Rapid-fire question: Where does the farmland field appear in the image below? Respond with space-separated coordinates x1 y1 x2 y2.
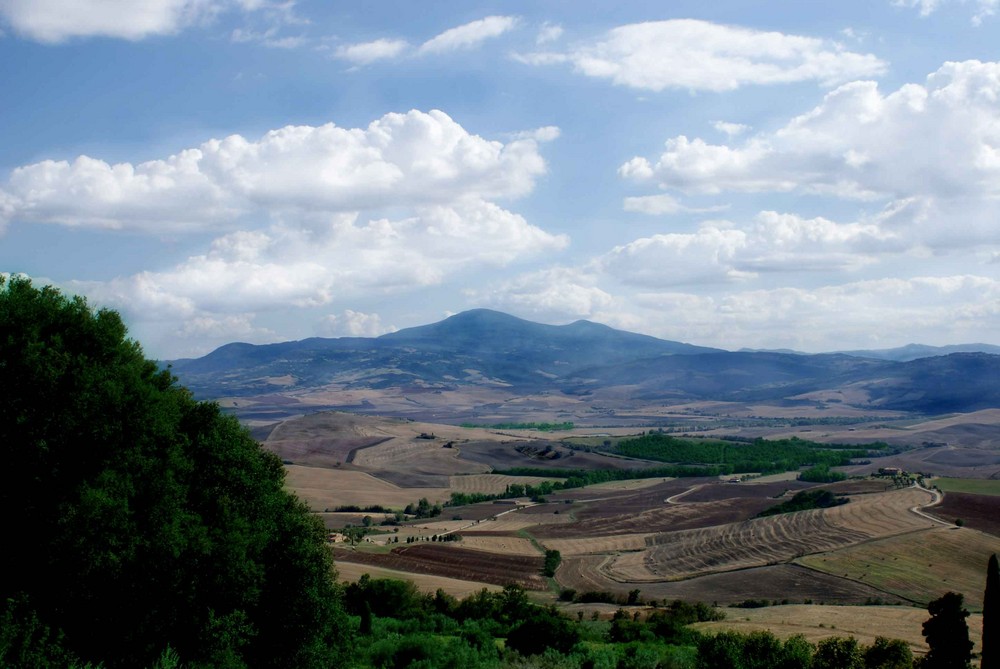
334 562 501 598
692 604 984 657
932 476 1000 496
263 409 1000 633
926 491 1000 536
797 525 1000 609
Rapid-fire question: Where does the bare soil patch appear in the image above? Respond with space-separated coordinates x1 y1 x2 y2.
556 560 895 605
927 491 1000 536
332 544 547 590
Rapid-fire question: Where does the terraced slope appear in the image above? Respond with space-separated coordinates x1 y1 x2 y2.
603 487 938 582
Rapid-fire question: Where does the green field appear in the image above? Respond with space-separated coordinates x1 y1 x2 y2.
932 477 1000 496
798 527 1000 610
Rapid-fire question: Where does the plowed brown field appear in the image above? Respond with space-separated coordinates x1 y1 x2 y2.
332 544 547 590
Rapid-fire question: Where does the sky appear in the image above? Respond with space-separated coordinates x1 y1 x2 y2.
2 1 1000 359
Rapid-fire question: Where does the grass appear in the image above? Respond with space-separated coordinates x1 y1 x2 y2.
932 477 1000 496
797 526 1000 610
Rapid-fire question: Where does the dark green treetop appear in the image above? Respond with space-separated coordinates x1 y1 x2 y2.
0 276 347 668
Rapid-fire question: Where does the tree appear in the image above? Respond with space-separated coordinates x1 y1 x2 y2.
813 636 863 669
0 277 348 668
921 592 973 669
864 636 913 669
984 554 999 669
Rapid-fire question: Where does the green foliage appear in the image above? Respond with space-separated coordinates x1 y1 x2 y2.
757 489 849 517
616 434 870 475
864 636 914 669
405 497 443 518
544 549 562 577
984 554 999 669
922 592 973 669
813 636 864 669
0 277 347 668
799 463 848 483
505 608 580 657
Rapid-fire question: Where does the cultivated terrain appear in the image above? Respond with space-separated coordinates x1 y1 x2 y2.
169 310 1000 656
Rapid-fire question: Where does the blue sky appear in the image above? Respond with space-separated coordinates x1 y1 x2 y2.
2 0 1000 359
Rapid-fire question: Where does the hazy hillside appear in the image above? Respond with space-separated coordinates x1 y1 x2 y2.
167 310 1000 414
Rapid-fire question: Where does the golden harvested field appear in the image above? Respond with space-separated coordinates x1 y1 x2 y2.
798 526 1000 609
542 533 655 557
603 487 939 582
456 535 541 556
334 562 501 598
449 473 564 494
284 465 450 509
692 604 983 656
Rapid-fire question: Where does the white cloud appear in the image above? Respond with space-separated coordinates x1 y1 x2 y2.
419 15 519 54
335 38 409 64
0 0 306 43
230 26 305 48
471 267 614 320
516 19 887 92
620 60 1000 250
624 275 1000 351
893 0 998 24
9 109 567 355
0 0 222 42
536 22 563 45
623 194 729 216
712 121 750 137
86 199 567 317
319 310 397 337
0 109 550 232
600 211 900 287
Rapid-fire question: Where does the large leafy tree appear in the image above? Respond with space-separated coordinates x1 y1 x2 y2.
0 276 347 668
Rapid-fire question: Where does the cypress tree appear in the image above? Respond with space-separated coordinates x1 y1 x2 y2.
985 554 999 669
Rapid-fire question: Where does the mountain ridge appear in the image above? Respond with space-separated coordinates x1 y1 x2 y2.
166 309 1000 415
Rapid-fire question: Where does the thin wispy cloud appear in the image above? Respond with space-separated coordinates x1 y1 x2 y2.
516 19 887 91
418 15 519 54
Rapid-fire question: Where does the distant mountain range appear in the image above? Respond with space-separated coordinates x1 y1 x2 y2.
167 309 1000 415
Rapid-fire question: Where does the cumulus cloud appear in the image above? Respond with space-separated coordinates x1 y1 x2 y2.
515 19 886 92
620 60 1000 250
470 267 614 319
0 0 209 42
318 310 397 337
10 110 567 354
419 15 519 54
624 274 1000 351
600 211 900 287
0 109 551 232
335 38 409 64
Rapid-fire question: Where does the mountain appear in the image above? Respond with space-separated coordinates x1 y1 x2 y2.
166 309 1000 415
836 343 1000 362
167 309 721 397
